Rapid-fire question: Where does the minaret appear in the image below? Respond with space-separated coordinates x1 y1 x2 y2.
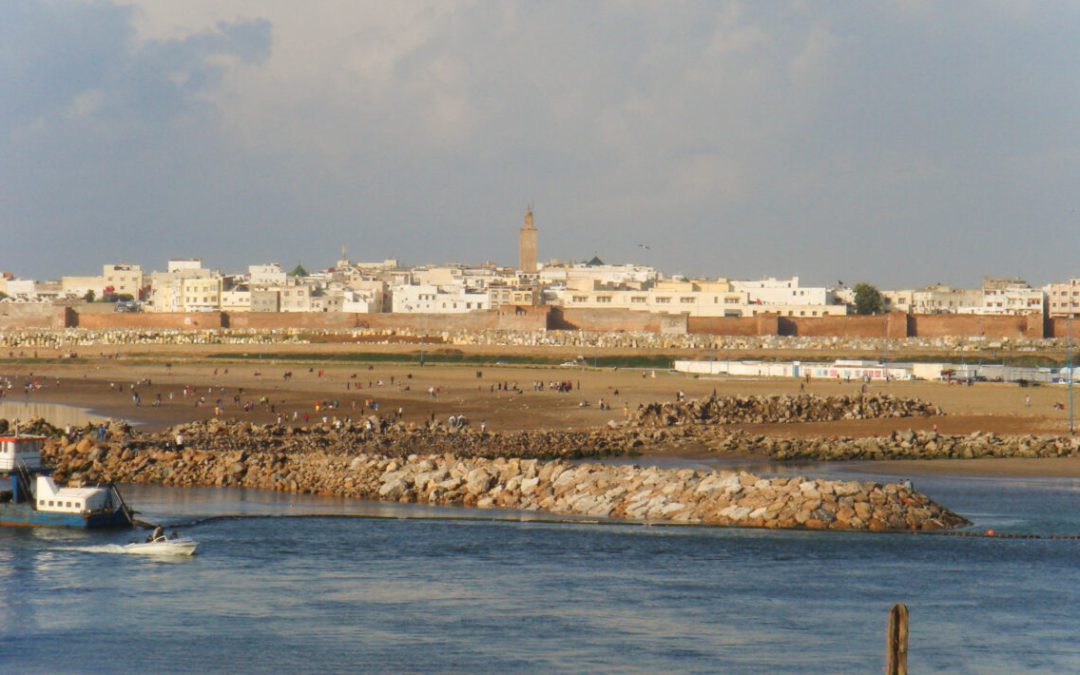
519 207 538 272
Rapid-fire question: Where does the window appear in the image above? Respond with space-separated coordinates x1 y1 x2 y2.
596 296 612 303
656 297 670 304
680 297 695 304
631 296 646 304
572 295 588 303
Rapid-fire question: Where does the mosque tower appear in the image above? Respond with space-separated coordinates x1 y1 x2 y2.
519 206 538 272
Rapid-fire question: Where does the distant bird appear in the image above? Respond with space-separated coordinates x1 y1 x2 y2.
638 244 651 251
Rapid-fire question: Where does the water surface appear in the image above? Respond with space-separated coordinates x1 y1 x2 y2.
2 470 1079 673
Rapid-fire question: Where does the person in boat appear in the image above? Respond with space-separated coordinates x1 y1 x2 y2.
147 526 164 542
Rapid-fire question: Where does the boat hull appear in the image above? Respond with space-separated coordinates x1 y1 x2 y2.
123 539 198 556
0 504 133 529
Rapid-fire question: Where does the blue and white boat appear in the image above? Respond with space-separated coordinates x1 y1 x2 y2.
0 433 133 529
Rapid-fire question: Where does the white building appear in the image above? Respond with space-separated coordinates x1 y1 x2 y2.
540 262 658 290
4 279 39 301
730 277 836 306
391 284 490 313
966 285 1045 316
549 279 847 318
248 264 287 287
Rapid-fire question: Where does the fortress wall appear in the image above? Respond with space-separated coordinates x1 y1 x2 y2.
0 304 70 329
75 312 225 330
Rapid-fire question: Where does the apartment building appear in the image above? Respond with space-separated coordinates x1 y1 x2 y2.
1046 279 1080 318
540 262 658 290
102 264 143 298
60 275 105 299
730 277 837 306
248 264 287 287
391 284 490 313
550 278 847 318
487 284 542 309
148 259 218 311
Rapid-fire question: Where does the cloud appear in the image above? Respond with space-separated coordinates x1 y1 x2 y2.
3 1 1080 288
1 1 271 276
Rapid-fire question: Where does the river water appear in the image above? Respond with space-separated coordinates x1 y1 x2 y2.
2 468 1080 673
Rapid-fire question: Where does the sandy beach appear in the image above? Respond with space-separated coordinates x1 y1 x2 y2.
2 344 1077 476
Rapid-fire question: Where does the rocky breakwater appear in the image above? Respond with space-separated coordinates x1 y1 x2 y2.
145 418 635 460
728 429 1080 461
632 393 943 427
39 436 968 532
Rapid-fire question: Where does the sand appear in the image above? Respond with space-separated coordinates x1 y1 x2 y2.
2 344 1077 477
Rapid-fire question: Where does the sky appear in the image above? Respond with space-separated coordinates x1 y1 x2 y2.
3 1 1079 288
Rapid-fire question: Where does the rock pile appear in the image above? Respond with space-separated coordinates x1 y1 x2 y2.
148 418 631 460
631 394 942 427
729 429 1080 461
39 436 968 531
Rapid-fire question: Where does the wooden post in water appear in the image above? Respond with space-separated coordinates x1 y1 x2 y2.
886 603 909 675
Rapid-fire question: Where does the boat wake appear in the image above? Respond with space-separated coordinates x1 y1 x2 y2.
63 544 129 554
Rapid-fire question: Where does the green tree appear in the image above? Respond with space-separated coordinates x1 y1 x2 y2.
83 289 96 303
852 283 884 315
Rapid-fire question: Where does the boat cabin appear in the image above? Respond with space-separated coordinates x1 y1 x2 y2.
35 475 112 514
0 435 46 472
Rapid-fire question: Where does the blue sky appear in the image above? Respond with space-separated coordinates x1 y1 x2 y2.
3 1 1078 287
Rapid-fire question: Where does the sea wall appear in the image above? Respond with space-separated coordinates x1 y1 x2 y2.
40 435 967 532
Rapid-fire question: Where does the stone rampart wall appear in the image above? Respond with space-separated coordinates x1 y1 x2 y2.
0 304 70 329
0 303 1056 338
75 312 225 330
910 314 1043 339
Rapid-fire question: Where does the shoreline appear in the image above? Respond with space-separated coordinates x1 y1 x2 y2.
3 355 1078 479
11 398 1080 480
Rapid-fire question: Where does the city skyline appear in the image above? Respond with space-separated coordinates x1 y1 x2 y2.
4 2 1080 285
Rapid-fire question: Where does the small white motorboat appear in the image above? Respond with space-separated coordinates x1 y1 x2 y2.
123 536 198 556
